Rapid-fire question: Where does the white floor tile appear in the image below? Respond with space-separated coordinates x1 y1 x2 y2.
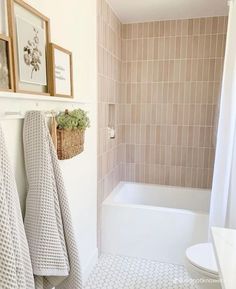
85 254 196 289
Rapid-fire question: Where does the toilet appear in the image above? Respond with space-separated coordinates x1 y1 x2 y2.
185 243 221 289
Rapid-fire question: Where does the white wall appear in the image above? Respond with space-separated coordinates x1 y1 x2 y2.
0 0 98 283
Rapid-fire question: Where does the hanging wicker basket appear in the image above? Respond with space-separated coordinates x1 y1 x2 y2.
56 128 85 160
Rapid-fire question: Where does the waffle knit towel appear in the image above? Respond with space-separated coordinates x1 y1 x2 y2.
0 125 35 289
23 111 82 289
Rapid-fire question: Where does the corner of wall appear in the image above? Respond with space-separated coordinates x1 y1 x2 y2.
82 247 99 284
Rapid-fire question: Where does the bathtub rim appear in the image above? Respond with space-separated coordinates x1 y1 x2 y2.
103 181 210 216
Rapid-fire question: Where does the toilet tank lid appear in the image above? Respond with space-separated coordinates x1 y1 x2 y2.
186 243 219 274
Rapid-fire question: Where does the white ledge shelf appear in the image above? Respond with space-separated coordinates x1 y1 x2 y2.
0 91 90 104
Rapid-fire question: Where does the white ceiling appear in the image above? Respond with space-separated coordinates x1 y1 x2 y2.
107 0 229 24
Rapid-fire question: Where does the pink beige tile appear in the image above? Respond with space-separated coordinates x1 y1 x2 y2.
99 11 227 225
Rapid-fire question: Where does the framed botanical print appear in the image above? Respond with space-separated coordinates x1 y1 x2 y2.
0 34 14 91
7 0 51 95
49 43 73 98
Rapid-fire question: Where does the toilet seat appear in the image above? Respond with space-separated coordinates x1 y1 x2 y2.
186 243 219 276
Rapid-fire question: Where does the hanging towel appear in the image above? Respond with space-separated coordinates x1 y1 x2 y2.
23 111 82 289
0 125 35 289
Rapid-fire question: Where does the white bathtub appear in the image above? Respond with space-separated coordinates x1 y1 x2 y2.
101 182 210 265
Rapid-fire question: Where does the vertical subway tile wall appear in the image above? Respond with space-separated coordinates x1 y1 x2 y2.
120 17 227 188
97 0 122 245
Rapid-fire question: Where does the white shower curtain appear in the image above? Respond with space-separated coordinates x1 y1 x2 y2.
209 0 236 230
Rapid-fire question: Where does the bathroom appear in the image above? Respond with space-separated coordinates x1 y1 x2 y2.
0 0 236 288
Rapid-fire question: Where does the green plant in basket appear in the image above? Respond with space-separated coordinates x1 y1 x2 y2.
56 109 90 131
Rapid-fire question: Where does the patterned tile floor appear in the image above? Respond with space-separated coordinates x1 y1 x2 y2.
85 254 196 289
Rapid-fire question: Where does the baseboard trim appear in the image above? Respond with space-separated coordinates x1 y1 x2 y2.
82 248 98 284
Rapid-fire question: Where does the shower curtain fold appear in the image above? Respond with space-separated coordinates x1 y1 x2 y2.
23 111 82 289
0 125 35 289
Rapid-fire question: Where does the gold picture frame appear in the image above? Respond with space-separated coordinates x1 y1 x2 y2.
0 34 14 91
49 43 73 98
7 0 51 95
